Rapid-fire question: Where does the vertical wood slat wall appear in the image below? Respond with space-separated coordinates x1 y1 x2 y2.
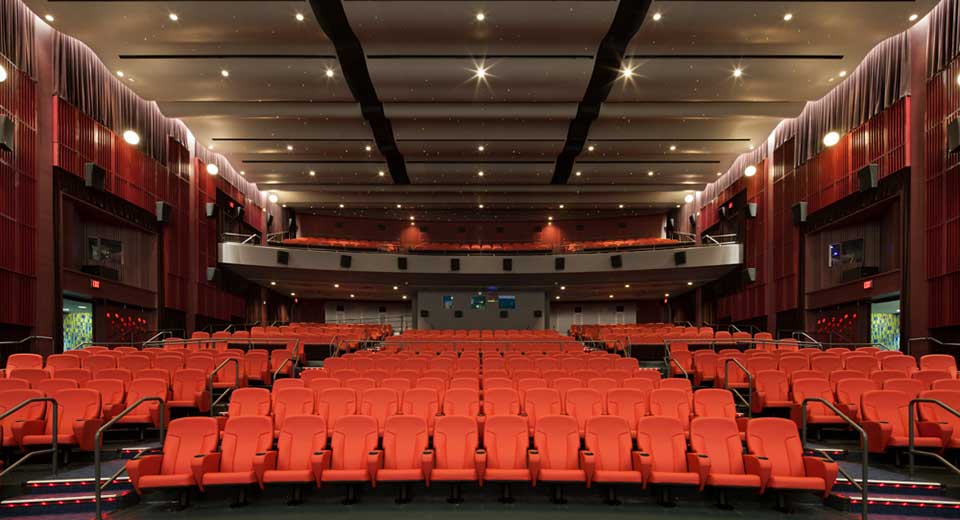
196 158 244 322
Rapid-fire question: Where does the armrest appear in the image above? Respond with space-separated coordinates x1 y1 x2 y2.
310 451 329 487
527 449 541 486
862 420 893 454
149 403 168 430
687 453 711 491
103 402 126 420
743 455 772 494
803 456 839 497
366 450 383 487
74 418 104 451
918 421 954 449
196 390 211 414
216 415 228 432
580 450 596 488
126 454 163 494
421 449 434 486
190 453 221 491
637 452 652 489
12 419 45 448
475 449 487 486
752 391 766 414
252 450 277 489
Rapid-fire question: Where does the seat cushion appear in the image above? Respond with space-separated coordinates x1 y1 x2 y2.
647 471 700 486
377 469 424 482
484 468 531 481
807 415 847 425
322 469 370 482
139 473 195 489
22 434 77 446
888 435 942 448
431 468 477 482
539 469 586 482
767 475 825 491
118 414 152 424
593 470 642 483
202 471 257 486
263 469 313 484
706 473 762 488
168 400 198 408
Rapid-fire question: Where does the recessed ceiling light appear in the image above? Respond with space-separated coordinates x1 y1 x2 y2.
378 170 385 177
619 65 635 79
268 193 279 204
478 204 484 209
664 293 670 298
240 170 246 176
684 194 694 204
309 170 316 176
286 144 293 151
744 165 757 177
652 12 662 21
560 286 566 290
402 295 408 300
409 215 415 221
334 283 340 288
647 171 654 177
44 14 54 22
587 145 595 152
733 67 743 78
392 286 399 291
220 69 230 78
122 130 140 145
396 204 402 209
956 73 960 86
609 294 615 299
838 70 847 77
555 295 560 300
909 13 919 21
474 65 488 80
290 292 296 297
350 294 355 299
669 145 677 151
783 13 793 21
548 216 553 221
476 12 486 22
116 71 124 78
206 163 219 176
823 131 841 147
618 204 624 209
477 145 485 152
325 68 335 78
559 204 565 209
365 145 372 152
575 171 582 177
168 13 179 22
717 171 723 177
295 13 305 22
624 284 630 288
281 204 286 208
339 203 345 209
0 65 7 83
687 281 694 286
270 281 276 286
477 171 484 177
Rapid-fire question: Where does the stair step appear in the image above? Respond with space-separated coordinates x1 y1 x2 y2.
25 476 132 494
829 492 960 517
834 477 945 495
1 490 137 514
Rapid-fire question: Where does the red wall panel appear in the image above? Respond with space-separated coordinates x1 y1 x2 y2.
196 158 243 321
161 139 190 312
773 139 800 312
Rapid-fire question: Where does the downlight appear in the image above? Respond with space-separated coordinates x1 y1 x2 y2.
823 131 841 147
206 163 219 176
744 165 757 177
122 130 140 145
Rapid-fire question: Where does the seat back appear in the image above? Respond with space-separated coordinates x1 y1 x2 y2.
792 378 837 417
835 378 878 416
533 415 581 471
382 415 430 470
483 416 530 470
118 355 152 373
635 416 690 473
344 377 377 395
883 356 918 375
34 378 78 395
95 368 132 385
810 354 843 374
745 417 806 477
171 368 206 402
921 354 957 378
154 356 183 378
401 388 440 429
160 417 220 476
7 353 43 371
659 377 693 396
747 355 778 374
415 377 446 400
778 355 809 377
883 378 925 398
914 370 954 389
433 416 479 470
648 388 691 430
276 415 327 471
8 368 50 387
273 387 316 431
359 388 400 433
565 388 604 432
933 379 960 390
755 370 789 401
482 388 520 416
918 390 960 431
316 388 357 426
49 389 101 435
227 387 271 417
524 387 562 430
125 378 167 415
329 415 380 470
0 378 30 391
84 377 125 405
220 416 274 472
45 354 81 372
84 355 117 372
860 390 912 437
583 416 634 471
845 356 879 376
0 389 45 444
605 388 647 431
54 368 93 386
587 377 619 398
871 370 908 387
689 417 746 476
442 388 480 416
692 388 737 419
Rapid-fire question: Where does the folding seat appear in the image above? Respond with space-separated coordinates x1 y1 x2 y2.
8 368 49 387
482 388 521 417
449 377 480 391
810 354 843 375
33 378 78 395
416 377 447 401
918 390 960 449
95 368 133 386
430 415 482 490
457 358 481 372
844 356 879 377
117 379 169 428
323 357 348 373
154 355 184 380
630 370 662 388
606 388 647 438
745 418 837 496
648 389 691 434
350 357 375 372
581 415 642 494
20 388 102 451
875 350 903 362
535 358 560 372
790 370 825 384
52 368 92 387
316 388 357 428
45 354 81 374
871 370 908 387
516 377 548 403
634 416 700 493
602 369 631 386
168 369 210 412
219 387 271 429
587 357 616 372
921 354 957 378
319 415 381 487
375 358 401 373
856 347 881 355
126 417 219 494
933 379 960 390
484 377 514 391
548 377 581 403
135 368 170 387
430 357 456 374
613 357 640 373
559 358 582 373
882 355 918 376
377 377 410 398
197 415 276 496
479 415 533 485
715 354 750 389
828 370 862 391
531 415 586 491
271 350 296 378
375 415 432 492
271 376 305 399
693 389 748 432
261 415 327 488
6 353 43 373
306 377 341 398
688 417 762 495
914 370 953 389
393 369 420 386
400 358 429 374
692 351 719 386
587 377 619 399
524 388 563 434
883 378 925 398
778 355 809 380
401 388 441 432
622 377 657 395
84 355 117 372
746 355 778 375
212 352 245 390
442 387 481 417
119 354 152 373
83 346 110 354
861 390 943 454
344 377 377 396
659 378 694 405
360 388 400 435
834 378 878 421
0 389 46 447
669 350 693 378
787 378 845 429
565 388 604 436
0 378 30 391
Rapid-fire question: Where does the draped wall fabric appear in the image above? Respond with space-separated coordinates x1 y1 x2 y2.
927 0 960 78
0 0 36 77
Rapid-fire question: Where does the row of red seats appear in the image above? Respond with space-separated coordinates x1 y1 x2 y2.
563 237 680 252
410 242 553 253
127 413 835 503
379 341 587 354
323 352 640 374
401 329 564 338
282 237 399 252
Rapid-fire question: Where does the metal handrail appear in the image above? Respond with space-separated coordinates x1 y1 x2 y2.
800 398 868 520
0 335 54 345
272 356 293 383
905 336 960 356
207 358 241 415
0 397 58 478
94 397 166 520
723 358 753 417
907 397 960 477
792 331 822 347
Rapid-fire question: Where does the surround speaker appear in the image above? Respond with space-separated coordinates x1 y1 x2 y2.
84 162 106 191
398 257 408 270
454 310 463 318
674 251 687 266
616 305 625 312
155 201 172 223
420 310 429 318
205 202 217 218
336 305 345 312
277 250 289 265
378 306 387 313
743 267 757 284
689 214 697 228
948 118 960 154
499 310 508 318
0 116 14 153
746 202 758 219
555 257 565 271
266 214 274 228
450 258 460 271
610 255 623 269
502 258 512 272
231 205 244 220
719 206 728 220
857 164 879 192
339 255 352 268
792 202 808 225
534 310 543 318
205 267 219 283
287 218 298 236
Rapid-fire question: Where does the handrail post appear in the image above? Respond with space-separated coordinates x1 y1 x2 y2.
801 397 868 520
207 357 241 416
907 398 960 478
723 358 752 417
0 397 59 479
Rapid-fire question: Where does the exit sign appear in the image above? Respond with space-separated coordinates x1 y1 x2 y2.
90 279 101 289
863 280 873 290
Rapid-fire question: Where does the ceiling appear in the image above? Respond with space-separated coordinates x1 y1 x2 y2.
27 0 936 219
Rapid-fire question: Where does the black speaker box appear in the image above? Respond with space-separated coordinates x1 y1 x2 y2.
277 250 289 265
378 306 387 313
719 206 728 220
398 257 408 270
420 310 429 318
337 305 345 312
746 202 758 219
155 201 172 223
340 255 352 268
533 310 543 318
610 255 623 269
674 251 687 266
689 214 697 227
948 118 960 154
266 214 274 228
743 267 757 284
206 267 219 283
616 305 625 312
0 116 14 153
499 311 508 318
287 218 299 236
555 257 565 271
503 258 512 272
857 164 879 192
84 162 106 191
792 202 808 225
451 258 460 271
454 310 463 318
205 202 217 218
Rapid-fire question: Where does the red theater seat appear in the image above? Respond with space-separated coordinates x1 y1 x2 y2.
321 415 381 485
8 368 50 387
273 387 315 435
635 416 699 490
127 417 219 493
360 388 400 435
401 388 441 432
883 378 925 398
0 378 30 391
744 418 837 497
33 378 78 395
220 388 271 429
118 354 152 373
54 368 93 386
693 389 748 433
45 354 81 373
921 354 957 379
200 416 275 490
753 371 791 414
244 351 271 383
844 356 879 377
605 388 647 438
483 388 521 417
7 353 44 371
431 416 482 484
532 414 586 487
914 370 953 389
481 416 533 483
790 378 846 426
442 388 481 417
0 389 45 447
116 378 167 427
648 389 691 434
582 416 643 485
861 390 943 454
565 388 604 436
169 369 210 412
689 417 762 492
376 415 431 485
262 415 328 486
918 390 960 449
524 387 563 434
316 387 357 428
19 388 102 451
882 356 918 376
834 378 878 421
84 355 117 372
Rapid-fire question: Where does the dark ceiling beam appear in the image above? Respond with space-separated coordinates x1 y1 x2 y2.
307 0 410 184
550 0 653 184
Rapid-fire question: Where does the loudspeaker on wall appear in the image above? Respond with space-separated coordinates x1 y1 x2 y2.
948 118 960 154
155 201 172 223
743 267 757 284
857 164 879 192
266 214 274 228
206 267 219 283
205 202 217 218
746 202 758 219
340 255 352 268
84 162 106 191
398 257 408 270
277 250 289 265
451 258 460 271
792 202 808 225
0 116 14 153
674 251 687 266
555 257 565 271
503 258 513 271
610 255 623 268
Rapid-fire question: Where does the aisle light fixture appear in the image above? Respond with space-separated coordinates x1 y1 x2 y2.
122 130 140 145
744 165 757 177
206 163 219 175
823 131 841 147
169 13 179 22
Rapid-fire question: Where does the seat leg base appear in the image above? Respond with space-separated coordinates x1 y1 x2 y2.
716 489 733 510
229 488 248 507
657 487 676 507
774 492 791 513
551 485 567 505
342 485 358 505
447 484 464 504
395 484 411 504
287 487 304 506
604 487 621 506
499 484 514 504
